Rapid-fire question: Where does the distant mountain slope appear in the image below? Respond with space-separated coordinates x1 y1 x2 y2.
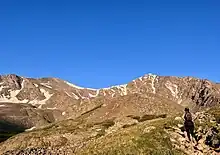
0 74 220 129
1 73 220 108
1 73 220 154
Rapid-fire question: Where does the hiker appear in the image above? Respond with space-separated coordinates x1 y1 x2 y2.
184 107 195 142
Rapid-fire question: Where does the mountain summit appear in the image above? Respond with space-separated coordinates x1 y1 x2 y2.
1 74 220 154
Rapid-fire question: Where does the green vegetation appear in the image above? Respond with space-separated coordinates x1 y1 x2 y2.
78 118 185 155
207 106 220 123
192 106 220 130
133 121 184 155
0 112 186 154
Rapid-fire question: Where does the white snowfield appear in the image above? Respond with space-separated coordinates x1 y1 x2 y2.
72 93 80 100
0 80 28 103
25 126 36 132
34 83 39 87
0 85 4 91
165 81 179 98
0 79 54 108
65 91 72 97
63 73 160 100
29 88 54 108
40 83 52 89
64 81 96 90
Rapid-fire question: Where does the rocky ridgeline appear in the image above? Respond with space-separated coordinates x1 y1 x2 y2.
1 74 220 108
1 74 220 154
0 74 23 90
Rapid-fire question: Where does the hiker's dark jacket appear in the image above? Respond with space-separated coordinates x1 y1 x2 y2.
184 112 194 129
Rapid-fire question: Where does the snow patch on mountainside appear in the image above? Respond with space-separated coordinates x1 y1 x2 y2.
88 93 97 98
63 79 133 98
72 93 80 100
139 77 143 81
88 89 102 98
64 81 84 89
29 88 53 108
132 80 138 89
118 84 128 95
177 99 183 104
47 107 57 110
10 89 21 99
0 86 5 91
65 91 72 97
102 84 128 96
64 81 97 91
147 74 157 94
76 91 86 99
34 84 39 87
39 89 54 104
0 80 28 103
25 126 36 132
96 89 100 97
165 81 179 98
40 83 52 89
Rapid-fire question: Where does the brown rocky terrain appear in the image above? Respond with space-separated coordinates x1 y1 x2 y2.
1 73 220 154
2 107 220 155
1 74 220 119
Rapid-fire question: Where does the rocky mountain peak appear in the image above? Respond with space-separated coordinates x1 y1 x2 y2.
0 74 24 90
0 73 219 110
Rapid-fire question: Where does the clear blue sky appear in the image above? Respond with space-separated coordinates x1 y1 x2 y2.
0 0 219 88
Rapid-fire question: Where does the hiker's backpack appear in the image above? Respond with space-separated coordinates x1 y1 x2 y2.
185 112 192 121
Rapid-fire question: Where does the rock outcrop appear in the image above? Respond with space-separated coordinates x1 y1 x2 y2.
168 109 220 155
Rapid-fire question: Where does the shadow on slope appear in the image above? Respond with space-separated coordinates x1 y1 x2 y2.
0 120 25 143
